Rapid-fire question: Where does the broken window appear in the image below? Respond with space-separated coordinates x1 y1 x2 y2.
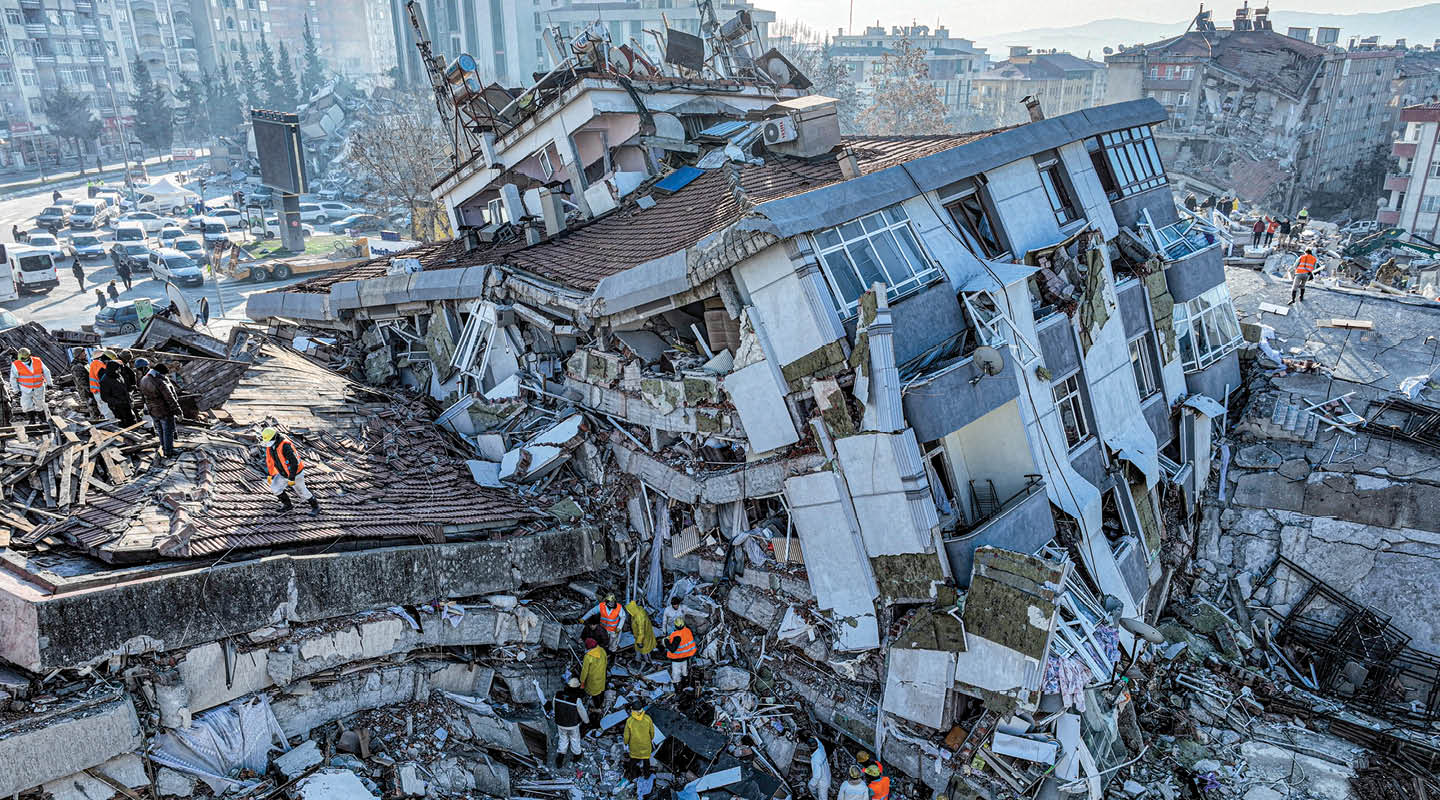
1036 151 1081 227
1172 284 1242 373
812 205 939 315
1128 333 1159 399
1086 126 1167 200
963 290 1039 366
943 179 1009 258
1051 372 1091 450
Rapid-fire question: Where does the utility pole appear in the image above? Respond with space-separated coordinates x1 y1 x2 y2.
102 63 135 203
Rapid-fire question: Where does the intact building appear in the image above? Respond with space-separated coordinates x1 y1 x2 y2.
973 47 1107 128
830 23 987 112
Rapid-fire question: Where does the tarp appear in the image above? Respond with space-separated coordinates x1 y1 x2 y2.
1182 394 1226 418
140 176 193 198
150 696 289 792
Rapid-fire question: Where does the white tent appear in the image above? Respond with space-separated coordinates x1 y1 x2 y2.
136 176 197 212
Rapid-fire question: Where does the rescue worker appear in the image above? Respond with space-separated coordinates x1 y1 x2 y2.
96 358 134 426
664 616 697 686
139 360 180 458
837 766 871 800
581 593 626 647
661 595 684 633
1290 249 1317 304
626 599 656 658
856 751 885 780
864 763 889 800
579 637 608 717
549 677 589 769
8 348 52 424
88 350 116 420
260 427 319 515
622 708 656 780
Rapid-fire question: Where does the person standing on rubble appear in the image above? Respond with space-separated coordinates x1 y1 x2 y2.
622 708 656 782
579 637 607 716
1290 249 1317 304
661 596 684 633
1278 217 1292 247
260 427 319 515
1251 217 1264 248
97 358 135 426
1264 217 1278 247
837 767 870 800
664 617 698 687
550 677 588 769
88 350 116 420
139 360 181 458
8 348 52 425
626 599 656 659
581 593 626 648
863 764 890 799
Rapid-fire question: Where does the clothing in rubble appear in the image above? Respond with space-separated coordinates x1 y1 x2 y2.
627 600 656 656
139 363 180 457
262 427 318 515
622 709 656 779
97 362 135 427
8 350 51 423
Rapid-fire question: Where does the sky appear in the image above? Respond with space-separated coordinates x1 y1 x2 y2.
762 0 1436 39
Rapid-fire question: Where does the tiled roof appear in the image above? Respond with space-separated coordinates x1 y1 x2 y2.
286 131 1008 295
28 347 539 563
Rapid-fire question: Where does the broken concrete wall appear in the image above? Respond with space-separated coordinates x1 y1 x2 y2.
782 470 881 650
0 695 143 797
732 244 838 366
834 431 940 557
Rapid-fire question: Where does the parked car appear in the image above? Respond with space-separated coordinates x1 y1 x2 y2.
157 225 186 246
114 211 172 234
211 208 247 229
35 206 70 230
1338 219 1381 237
22 232 65 262
6 246 59 294
94 299 171 336
328 213 385 234
262 217 315 238
200 216 232 246
70 199 113 230
149 247 206 287
113 222 148 247
173 237 206 259
69 234 110 262
113 241 154 272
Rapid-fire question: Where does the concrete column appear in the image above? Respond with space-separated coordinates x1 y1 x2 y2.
893 430 942 543
863 285 904 434
783 237 846 344
559 134 594 219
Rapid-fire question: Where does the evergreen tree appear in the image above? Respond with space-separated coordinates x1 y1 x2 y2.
257 34 282 110
175 73 208 141
301 17 327 101
209 63 245 132
235 39 259 109
275 40 300 111
43 86 103 157
129 56 174 156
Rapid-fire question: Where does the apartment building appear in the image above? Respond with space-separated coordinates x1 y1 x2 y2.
831 23 987 111
0 0 134 168
972 47 1107 127
1379 103 1440 232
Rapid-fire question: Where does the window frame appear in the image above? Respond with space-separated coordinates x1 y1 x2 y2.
1051 372 1092 451
942 178 1010 259
1128 333 1159 399
1036 152 1081 227
1173 284 1243 372
1087 127 1167 200
811 204 941 317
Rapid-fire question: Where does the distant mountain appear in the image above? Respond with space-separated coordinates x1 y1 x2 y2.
976 4 1440 61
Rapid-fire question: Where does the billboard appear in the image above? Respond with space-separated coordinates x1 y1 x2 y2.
250 109 307 195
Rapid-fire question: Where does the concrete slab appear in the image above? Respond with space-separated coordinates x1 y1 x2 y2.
297 769 378 799
0 695 143 797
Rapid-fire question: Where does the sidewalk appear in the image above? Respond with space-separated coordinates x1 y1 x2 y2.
0 151 209 199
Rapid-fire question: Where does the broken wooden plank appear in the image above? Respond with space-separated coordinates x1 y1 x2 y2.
56 445 77 509
1320 318 1373 330
76 446 96 506
1258 302 1290 316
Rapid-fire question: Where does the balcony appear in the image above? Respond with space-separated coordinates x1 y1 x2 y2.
75 0 94 11
942 479 1055 586
901 344 1019 443
1393 141 1417 159
80 24 98 36
25 23 48 37
1385 174 1412 192
1378 209 1401 226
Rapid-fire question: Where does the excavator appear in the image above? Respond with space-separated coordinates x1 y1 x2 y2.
1340 227 1440 260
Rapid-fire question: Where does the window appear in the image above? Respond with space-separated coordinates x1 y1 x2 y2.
1181 66 1194 80
4 9 20 24
812 205 939 315
1036 153 1080 226
1086 127 1167 200
0 68 11 86
29 97 44 113
943 179 1009 257
1173 284 1243 372
1176 92 1188 107
1129 335 1158 398
1052 373 1091 449
21 68 37 86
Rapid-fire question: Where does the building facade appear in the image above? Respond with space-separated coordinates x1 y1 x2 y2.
1379 103 1440 232
830 23 986 112
0 0 136 168
972 47 1107 128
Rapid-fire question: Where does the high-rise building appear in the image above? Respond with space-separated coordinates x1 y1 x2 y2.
972 47 1107 128
830 24 987 113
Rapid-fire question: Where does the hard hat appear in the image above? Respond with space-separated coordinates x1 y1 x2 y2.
863 764 881 777
674 617 685 628
133 357 150 370
856 751 872 764
101 349 117 359
605 593 616 603
567 677 580 689
260 427 278 443
848 766 861 780
16 348 30 360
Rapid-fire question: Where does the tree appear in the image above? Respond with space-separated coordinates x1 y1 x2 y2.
274 40 300 111
175 73 208 142
43 86 103 157
257 34 281 109
301 17 327 101
208 64 245 133
859 36 949 136
129 57 174 155
235 39 259 109
347 103 454 241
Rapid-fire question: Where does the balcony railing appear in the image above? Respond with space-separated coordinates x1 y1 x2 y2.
942 479 1055 586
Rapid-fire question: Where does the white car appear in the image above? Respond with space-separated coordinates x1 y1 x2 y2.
157 225 187 246
263 217 315 238
149 247 206 287
115 211 173 234
113 222 149 246
211 208 248 229
173 237 206 259
21 232 65 262
199 216 232 246
297 201 358 224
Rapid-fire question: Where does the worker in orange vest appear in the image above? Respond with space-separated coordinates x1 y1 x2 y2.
581 593 626 648
1290 249 1317 304
8 348 52 424
863 763 890 800
261 427 319 516
664 616 698 687
87 350 116 420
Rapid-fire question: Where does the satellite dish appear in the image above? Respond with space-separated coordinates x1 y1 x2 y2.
1119 616 1166 645
974 345 1004 376
164 280 197 328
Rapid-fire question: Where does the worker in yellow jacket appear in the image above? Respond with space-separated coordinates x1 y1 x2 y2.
626 600 656 657
579 637 608 717
622 708 656 780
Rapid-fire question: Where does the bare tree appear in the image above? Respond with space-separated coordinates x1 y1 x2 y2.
346 106 453 242
860 37 949 136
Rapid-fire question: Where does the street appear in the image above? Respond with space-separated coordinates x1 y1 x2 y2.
1 165 313 339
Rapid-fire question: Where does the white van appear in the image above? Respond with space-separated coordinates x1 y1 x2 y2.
0 244 17 302
71 199 112 230
7 245 59 294
200 216 230 245
113 222 148 245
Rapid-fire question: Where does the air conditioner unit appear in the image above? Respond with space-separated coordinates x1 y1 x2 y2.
762 116 798 144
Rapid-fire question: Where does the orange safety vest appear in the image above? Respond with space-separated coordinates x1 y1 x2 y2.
1295 254 1316 275
12 357 44 389
868 776 890 800
666 626 697 660
88 359 106 393
599 602 622 634
265 438 305 478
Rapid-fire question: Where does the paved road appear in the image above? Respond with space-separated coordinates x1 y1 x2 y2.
1 166 310 338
